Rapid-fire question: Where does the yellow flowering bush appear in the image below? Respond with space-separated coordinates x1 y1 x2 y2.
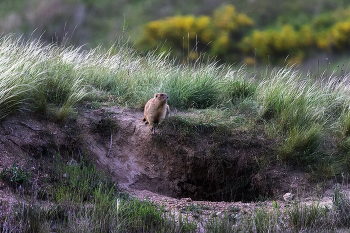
315 31 330 51
312 7 350 31
313 20 350 52
138 4 350 64
325 21 350 51
213 5 253 31
241 24 314 64
139 15 214 56
137 5 253 62
210 5 254 61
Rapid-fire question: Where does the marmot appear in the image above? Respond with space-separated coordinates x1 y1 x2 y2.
143 93 170 132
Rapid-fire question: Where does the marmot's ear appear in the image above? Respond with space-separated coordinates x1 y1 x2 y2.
155 94 158 98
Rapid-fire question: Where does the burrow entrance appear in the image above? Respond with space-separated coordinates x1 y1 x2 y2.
122 119 275 203
0 106 296 204
81 107 280 203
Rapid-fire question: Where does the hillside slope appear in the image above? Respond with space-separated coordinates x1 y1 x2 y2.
0 105 310 202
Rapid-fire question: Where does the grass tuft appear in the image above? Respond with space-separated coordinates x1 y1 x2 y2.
279 125 322 165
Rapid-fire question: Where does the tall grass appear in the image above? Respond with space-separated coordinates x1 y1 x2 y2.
0 37 44 119
0 35 86 120
254 66 350 168
257 67 324 129
0 154 197 232
3 34 350 172
0 35 253 117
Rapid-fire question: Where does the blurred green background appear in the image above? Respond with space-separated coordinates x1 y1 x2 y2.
1 0 350 65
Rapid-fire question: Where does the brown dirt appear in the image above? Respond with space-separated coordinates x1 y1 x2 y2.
0 105 341 218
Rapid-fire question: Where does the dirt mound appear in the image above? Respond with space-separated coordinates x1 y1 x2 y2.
0 106 308 202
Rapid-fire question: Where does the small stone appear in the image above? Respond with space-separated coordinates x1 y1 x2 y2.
283 193 293 202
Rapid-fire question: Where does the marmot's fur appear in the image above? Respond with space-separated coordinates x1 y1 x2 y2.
143 93 170 132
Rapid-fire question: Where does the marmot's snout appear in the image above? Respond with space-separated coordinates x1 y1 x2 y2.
157 93 169 102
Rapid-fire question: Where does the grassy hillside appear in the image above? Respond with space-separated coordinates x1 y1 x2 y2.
2 34 350 231
1 34 350 168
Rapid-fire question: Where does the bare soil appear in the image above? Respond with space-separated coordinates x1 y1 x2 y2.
0 105 341 217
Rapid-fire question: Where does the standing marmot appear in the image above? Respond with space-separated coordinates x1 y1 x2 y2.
143 93 170 132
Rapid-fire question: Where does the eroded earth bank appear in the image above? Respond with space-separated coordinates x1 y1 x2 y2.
0 105 334 216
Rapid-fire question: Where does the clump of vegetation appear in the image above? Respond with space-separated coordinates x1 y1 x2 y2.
0 163 30 188
239 6 350 64
279 125 322 166
137 5 253 63
1 154 197 232
241 24 313 64
0 36 87 122
137 4 350 64
50 154 117 203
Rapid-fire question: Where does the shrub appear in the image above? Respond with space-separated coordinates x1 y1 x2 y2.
138 4 350 64
137 5 253 63
241 24 314 64
138 15 214 58
0 163 30 187
328 21 350 51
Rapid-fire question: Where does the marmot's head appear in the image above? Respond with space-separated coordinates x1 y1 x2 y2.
155 93 169 103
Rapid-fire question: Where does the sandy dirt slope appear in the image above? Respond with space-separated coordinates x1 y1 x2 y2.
0 105 341 218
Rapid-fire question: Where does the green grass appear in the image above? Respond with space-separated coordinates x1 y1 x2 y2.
4 33 350 230
0 35 255 115
279 125 322 166
0 154 197 232
0 36 87 121
3 34 350 175
0 163 30 188
50 154 116 204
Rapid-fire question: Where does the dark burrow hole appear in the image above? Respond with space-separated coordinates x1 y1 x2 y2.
142 124 274 203
169 154 268 202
